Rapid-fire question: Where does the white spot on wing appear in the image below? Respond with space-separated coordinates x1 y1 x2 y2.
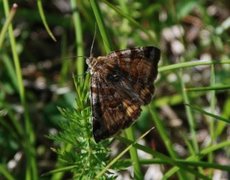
91 92 98 105
121 49 131 55
123 57 131 62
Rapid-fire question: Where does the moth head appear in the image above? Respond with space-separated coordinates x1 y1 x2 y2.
86 56 107 68
86 56 101 74
86 56 93 67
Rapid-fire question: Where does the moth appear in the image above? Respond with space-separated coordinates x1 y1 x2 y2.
86 46 161 142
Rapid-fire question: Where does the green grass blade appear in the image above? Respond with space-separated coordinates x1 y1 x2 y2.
120 137 210 180
185 104 230 123
89 0 113 53
2 54 18 91
159 60 230 72
37 0 56 41
208 65 216 171
3 1 38 179
70 0 84 75
185 84 230 91
214 98 230 138
149 106 177 157
42 165 78 177
0 3 17 49
0 165 15 180
139 159 230 171
165 140 230 176
149 105 187 179
125 127 143 179
96 127 154 178
179 70 199 153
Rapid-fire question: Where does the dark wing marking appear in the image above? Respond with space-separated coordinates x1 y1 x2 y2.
108 46 160 104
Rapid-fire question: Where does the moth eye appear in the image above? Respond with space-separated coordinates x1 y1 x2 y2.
107 73 121 82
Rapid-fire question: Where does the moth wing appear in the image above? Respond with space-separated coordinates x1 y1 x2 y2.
91 76 142 142
90 46 161 142
108 46 160 104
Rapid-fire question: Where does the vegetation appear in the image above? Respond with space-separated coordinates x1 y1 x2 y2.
0 0 229 179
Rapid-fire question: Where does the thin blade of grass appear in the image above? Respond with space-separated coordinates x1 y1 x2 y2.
2 54 18 91
149 105 182 158
41 165 78 177
159 60 230 72
139 159 230 172
119 137 210 180
214 98 230 138
125 127 143 179
0 165 14 180
37 0 56 41
185 84 230 91
0 3 17 49
3 1 38 179
208 65 216 169
165 140 230 177
89 0 113 53
185 104 230 123
95 127 154 178
70 0 84 75
179 70 199 152
123 137 230 175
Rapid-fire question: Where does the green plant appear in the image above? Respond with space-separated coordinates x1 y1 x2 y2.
0 0 229 179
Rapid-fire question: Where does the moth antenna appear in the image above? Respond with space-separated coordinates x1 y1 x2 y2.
90 23 97 58
62 55 88 61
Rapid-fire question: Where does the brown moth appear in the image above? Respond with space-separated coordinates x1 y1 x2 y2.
86 46 160 142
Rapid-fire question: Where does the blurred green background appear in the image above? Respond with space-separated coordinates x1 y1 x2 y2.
0 0 230 179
